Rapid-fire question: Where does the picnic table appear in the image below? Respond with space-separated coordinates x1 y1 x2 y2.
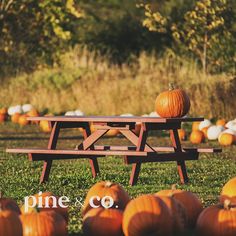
6 116 221 185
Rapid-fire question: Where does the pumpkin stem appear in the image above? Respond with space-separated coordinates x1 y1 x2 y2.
105 181 113 188
224 199 231 210
168 83 175 91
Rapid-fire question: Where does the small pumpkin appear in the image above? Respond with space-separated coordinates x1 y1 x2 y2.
0 207 23 236
156 185 203 228
83 208 123 236
192 121 200 131
18 114 29 126
216 119 226 127
122 194 173 236
155 195 188 234
220 177 236 204
11 113 21 123
21 192 68 223
82 181 130 216
207 125 225 140
0 192 21 214
0 107 7 115
20 210 67 236
40 120 52 133
190 130 205 144
0 114 6 123
178 129 186 141
27 109 39 124
218 133 234 146
196 200 236 236
155 84 190 118
201 126 209 138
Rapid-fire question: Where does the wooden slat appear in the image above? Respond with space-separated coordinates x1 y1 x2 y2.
27 116 204 123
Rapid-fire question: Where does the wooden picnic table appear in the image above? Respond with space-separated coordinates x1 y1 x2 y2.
6 116 221 185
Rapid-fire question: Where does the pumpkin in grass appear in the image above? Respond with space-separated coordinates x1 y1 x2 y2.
0 114 6 123
40 120 52 133
0 208 23 236
156 185 203 228
155 195 188 234
220 177 236 204
155 84 190 118
216 119 226 127
21 192 68 223
192 121 200 131
18 114 29 126
11 112 21 123
122 194 173 236
196 200 236 236
82 181 130 216
20 210 67 236
0 192 21 214
218 133 234 146
190 130 205 144
83 208 123 236
0 107 7 115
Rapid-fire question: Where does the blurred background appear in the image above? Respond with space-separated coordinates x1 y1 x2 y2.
0 0 235 118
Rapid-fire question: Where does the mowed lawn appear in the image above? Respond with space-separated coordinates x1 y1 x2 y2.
0 122 236 235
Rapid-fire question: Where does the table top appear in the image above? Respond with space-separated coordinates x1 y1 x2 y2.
27 116 204 123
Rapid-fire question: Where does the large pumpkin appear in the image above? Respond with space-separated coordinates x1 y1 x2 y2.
83 208 123 236
196 200 236 236
0 192 21 214
155 84 190 118
190 130 205 144
0 209 23 236
220 177 236 204
156 186 203 228
82 181 130 216
20 210 67 236
122 194 173 236
155 195 188 234
21 192 68 222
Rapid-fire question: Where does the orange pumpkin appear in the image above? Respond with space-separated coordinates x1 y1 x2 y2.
0 209 23 236
83 208 123 236
190 130 205 144
11 113 21 123
0 192 21 214
0 114 6 123
122 194 173 236
40 120 52 133
20 210 67 236
21 192 68 223
201 126 209 138
192 121 200 131
178 129 186 141
0 107 7 115
18 114 29 126
27 109 40 124
82 181 130 216
196 200 236 236
156 186 203 228
218 133 234 146
220 177 236 204
106 129 119 137
155 84 190 118
155 195 188 234
216 119 226 127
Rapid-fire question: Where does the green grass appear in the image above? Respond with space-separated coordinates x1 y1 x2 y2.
0 122 236 235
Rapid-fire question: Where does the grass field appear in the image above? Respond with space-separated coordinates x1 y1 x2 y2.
0 122 236 235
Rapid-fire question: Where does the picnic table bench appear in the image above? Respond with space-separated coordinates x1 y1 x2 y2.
6 116 221 185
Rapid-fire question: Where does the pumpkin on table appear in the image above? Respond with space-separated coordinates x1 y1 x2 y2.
0 205 23 236
220 177 236 204
20 210 67 236
196 200 236 236
190 130 205 144
21 192 68 223
155 83 190 118
122 194 173 236
82 181 130 216
156 185 203 228
83 208 123 236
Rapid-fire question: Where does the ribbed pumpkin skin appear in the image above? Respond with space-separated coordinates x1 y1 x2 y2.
0 210 23 236
196 204 236 236
82 181 130 216
220 177 236 204
122 195 173 236
156 196 188 234
83 208 123 236
0 197 21 215
20 211 67 236
21 192 68 222
155 88 190 118
156 189 203 228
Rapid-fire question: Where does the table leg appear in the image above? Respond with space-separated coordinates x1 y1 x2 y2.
170 129 189 184
40 122 60 184
83 123 100 178
129 124 148 186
